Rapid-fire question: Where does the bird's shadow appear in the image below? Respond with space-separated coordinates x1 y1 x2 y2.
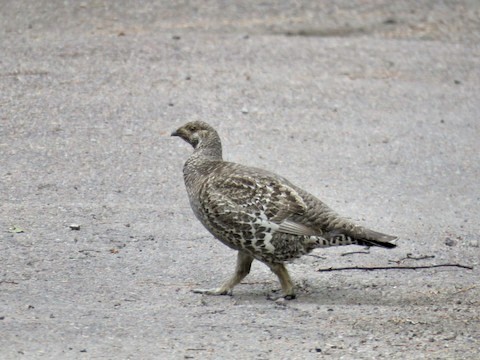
221 279 452 307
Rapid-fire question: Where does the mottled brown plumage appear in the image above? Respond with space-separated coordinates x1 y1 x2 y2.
172 121 397 299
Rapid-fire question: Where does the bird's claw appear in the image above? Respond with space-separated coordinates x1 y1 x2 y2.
267 293 296 301
192 288 233 296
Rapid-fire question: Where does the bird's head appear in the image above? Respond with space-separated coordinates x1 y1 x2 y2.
171 121 223 158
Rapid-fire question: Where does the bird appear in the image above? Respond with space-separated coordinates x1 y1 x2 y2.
171 121 397 299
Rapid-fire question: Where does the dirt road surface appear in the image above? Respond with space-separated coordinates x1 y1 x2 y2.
1 1 479 359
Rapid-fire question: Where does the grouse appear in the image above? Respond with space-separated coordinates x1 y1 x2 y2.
172 121 396 299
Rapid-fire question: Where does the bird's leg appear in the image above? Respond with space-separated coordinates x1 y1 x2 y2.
267 263 296 300
193 251 254 296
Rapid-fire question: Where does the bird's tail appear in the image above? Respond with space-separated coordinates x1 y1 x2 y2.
353 229 397 248
355 237 397 248
326 229 397 249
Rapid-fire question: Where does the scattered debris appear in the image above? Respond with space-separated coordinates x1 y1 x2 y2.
306 254 327 260
405 253 435 260
468 239 479 248
453 285 477 294
388 317 425 325
0 280 19 285
389 253 435 264
78 249 100 256
185 348 207 351
8 225 24 233
317 263 473 272
444 237 456 246
341 250 370 256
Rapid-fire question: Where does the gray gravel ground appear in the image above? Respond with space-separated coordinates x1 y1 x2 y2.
1 1 480 359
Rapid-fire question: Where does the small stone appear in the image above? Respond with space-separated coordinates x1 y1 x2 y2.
241 107 249 114
468 239 479 248
443 333 457 341
444 237 455 246
69 224 81 231
172 35 181 40
9 225 24 233
383 18 396 25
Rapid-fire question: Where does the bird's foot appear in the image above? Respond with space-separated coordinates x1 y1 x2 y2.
267 291 296 301
192 287 232 296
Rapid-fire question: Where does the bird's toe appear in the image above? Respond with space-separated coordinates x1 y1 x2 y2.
267 292 296 301
192 288 232 296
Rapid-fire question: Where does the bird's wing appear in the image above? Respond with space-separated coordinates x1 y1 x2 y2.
199 173 321 236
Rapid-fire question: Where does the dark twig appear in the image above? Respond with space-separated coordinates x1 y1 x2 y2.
0 280 19 285
306 254 327 260
317 264 473 272
388 253 435 264
341 250 371 256
453 285 477 294
405 253 435 260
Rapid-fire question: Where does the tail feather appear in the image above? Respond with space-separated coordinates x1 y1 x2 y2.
360 229 397 248
355 238 397 249
326 229 397 249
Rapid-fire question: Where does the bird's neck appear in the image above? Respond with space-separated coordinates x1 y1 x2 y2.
194 135 223 160
183 140 223 190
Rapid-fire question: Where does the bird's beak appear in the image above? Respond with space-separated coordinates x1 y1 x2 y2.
172 127 189 142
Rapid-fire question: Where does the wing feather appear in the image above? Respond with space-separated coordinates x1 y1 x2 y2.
198 171 320 237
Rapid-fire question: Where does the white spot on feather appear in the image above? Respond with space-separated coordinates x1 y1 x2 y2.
250 212 278 253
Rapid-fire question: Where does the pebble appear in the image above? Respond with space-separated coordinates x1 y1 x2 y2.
444 237 456 246
468 239 479 248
